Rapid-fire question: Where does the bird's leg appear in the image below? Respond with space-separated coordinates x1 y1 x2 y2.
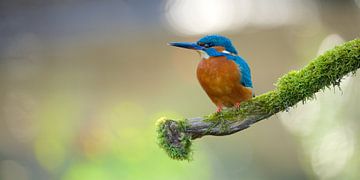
216 104 223 113
234 102 241 109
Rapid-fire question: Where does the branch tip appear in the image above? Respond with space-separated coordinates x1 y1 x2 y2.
156 117 192 160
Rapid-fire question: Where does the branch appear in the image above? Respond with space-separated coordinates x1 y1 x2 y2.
156 39 360 160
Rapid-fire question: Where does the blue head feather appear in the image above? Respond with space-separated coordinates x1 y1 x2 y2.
197 35 238 55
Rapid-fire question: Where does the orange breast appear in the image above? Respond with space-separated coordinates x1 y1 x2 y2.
196 56 252 107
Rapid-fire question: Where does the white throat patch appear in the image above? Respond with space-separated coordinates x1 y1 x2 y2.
197 50 210 59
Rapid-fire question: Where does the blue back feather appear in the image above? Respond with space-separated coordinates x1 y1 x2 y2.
226 55 253 88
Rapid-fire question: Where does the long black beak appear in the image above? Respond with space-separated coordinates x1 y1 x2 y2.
168 42 204 50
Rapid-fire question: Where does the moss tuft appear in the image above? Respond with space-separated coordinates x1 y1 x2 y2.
156 117 192 160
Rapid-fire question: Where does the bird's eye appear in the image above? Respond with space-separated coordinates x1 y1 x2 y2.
198 42 205 46
198 42 210 48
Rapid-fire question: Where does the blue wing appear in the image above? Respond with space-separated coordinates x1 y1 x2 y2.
204 48 253 88
225 55 253 88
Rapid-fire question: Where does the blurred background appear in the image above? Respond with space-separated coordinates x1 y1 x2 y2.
0 0 360 179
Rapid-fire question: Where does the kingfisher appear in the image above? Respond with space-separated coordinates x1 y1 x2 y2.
169 35 254 112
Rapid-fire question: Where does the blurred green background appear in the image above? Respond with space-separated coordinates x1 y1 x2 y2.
1 0 360 179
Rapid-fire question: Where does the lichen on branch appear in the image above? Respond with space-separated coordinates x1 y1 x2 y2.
156 39 360 161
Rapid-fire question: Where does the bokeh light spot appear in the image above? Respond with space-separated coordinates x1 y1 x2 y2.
3 91 38 143
62 163 112 180
34 136 66 171
75 120 114 159
163 0 236 35
279 100 321 137
355 0 360 8
317 34 344 56
310 127 355 179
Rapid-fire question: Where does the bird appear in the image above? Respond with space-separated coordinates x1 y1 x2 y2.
169 35 254 113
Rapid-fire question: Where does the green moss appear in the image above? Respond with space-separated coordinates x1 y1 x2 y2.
156 117 192 160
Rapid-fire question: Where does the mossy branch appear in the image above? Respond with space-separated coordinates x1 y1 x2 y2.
156 39 360 160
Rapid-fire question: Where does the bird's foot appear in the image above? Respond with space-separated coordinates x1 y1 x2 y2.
234 102 241 109
216 105 223 113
